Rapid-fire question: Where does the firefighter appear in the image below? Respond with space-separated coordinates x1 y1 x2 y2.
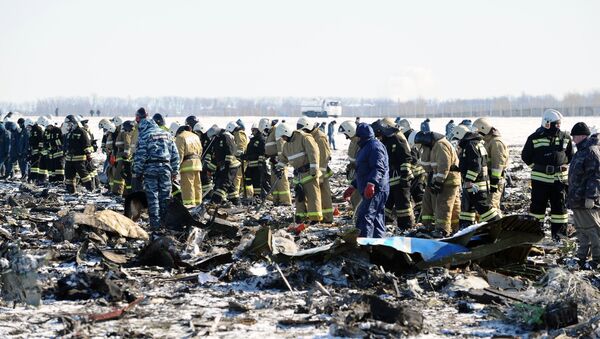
80 117 100 189
398 119 427 220
175 124 203 206
473 118 509 212
276 122 322 231
245 122 269 198
112 121 134 195
264 119 291 206
226 121 250 199
44 118 65 183
409 130 461 237
99 119 116 190
206 125 241 205
521 109 573 241
194 122 214 196
130 108 148 192
28 118 44 183
451 125 499 227
297 117 334 223
63 115 95 193
153 113 169 132
339 120 362 210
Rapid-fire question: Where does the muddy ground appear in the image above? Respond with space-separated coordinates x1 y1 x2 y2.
0 145 599 338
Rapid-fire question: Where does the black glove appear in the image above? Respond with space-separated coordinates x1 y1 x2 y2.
275 167 283 179
429 180 443 194
490 185 498 193
294 184 305 202
399 179 411 188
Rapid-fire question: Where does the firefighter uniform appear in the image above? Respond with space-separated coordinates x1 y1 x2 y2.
245 132 269 197
483 131 509 211
64 126 95 193
457 132 499 227
346 136 362 210
199 132 214 196
29 124 44 182
279 130 322 223
44 125 65 182
208 131 241 204
176 130 203 205
418 133 461 235
382 129 414 230
232 129 249 198
82 125 99 188
404 129 427 219
521 127 573 239
101 128 117 190
112 128 133 195
309 128 334 223
265 127 291 205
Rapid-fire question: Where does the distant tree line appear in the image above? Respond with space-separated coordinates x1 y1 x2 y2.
1 92 599 118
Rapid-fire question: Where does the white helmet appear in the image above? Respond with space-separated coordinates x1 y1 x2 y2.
36 116 50 128
258 118 271 133
275 122 295 140
296 117 313 131
397 119 411 132
338 120 356 138
226 121 238 133
98 118 111 131
381 117 398 129
111 116 124 127
169 122 181 136
541 109 563 129
193 122 205 134
24 118 34 128
251 121 259 130
206 124 222 139
473 118 494 135
408 131 418 146
451 125 471 140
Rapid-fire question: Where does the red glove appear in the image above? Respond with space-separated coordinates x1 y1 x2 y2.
86 154 92 162
364 183 375 199
109 155 116 165
343 186 355 201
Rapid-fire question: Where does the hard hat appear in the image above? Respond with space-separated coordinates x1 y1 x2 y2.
98 118 111 130
64 114 81 130
275 122 294 140
338 120 356 138
111 116 124 127
408 131 418 146
122 120 135 132
451 125 470 140
381 117 398 129
251 121 259 130
541 109 563 129
258 118 271 133
296 117 313 131
236 118 245 130
206 124 222 139
397 119 411 132
185 115 199 129
193 122 205 134
60 122 69 135
226 121 238 133
152 113 165 127
473 118 494 135
24 118 34 128
105 122 116 133
169 122 181 136
78 114 89 125
36 116 50 127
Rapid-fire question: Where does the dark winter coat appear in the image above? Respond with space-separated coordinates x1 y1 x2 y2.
10 128 29 158
0 123 10 160
458 132 488 184
353 123 389 195
567 134 600 209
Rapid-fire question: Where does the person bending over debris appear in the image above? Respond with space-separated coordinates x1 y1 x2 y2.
264 119 291 206
133 118 180 229
567 122 600 269
205 125 241 206
344 123 389 238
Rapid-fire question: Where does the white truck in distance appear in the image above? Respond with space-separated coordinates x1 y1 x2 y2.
301 99 342 118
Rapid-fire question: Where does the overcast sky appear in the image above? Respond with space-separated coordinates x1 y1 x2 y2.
0 0 598 102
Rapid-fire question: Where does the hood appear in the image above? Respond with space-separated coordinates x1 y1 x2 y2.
138 118 157 134
578 133 600 150
356 123 374 140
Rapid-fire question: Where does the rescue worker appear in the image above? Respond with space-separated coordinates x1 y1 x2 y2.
44 118 64 183
7 119 30 180
339 120 362 210
297 117 334 223
3 121 21 179
133 118 180 230
206 125 241 205
521 109 573 241
409 130 461 237
153 113 169 132
398 120 427 220
473 118 509 212
112 121 134 195
420 118 431 132
245 122 269 198
343 123 389 238
130 108 148 192
227 121 250 199
169 122 181 138
264 119 291 206
567 122 600 269
378 118 415 230
194 122 214 196
451 125 499 227
175 124 203 206
28 119 44 183
327 120 337 150
80 118 100 189
445 120 456 140
0 121 9 177
63 115 95 193
99 119 116 190
275 122 322 230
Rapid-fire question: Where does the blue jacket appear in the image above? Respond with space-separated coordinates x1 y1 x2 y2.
445 122 455 139
568 134 600 209
327 122 335 136
133 119 180 175
352 123 389 194
10 128 29 158
420 120 430 132
0 123 10 160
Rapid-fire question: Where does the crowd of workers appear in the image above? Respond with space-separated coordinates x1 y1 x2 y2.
0 108 598 269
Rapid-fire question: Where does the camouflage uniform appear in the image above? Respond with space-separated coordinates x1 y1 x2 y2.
133 119 180 229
